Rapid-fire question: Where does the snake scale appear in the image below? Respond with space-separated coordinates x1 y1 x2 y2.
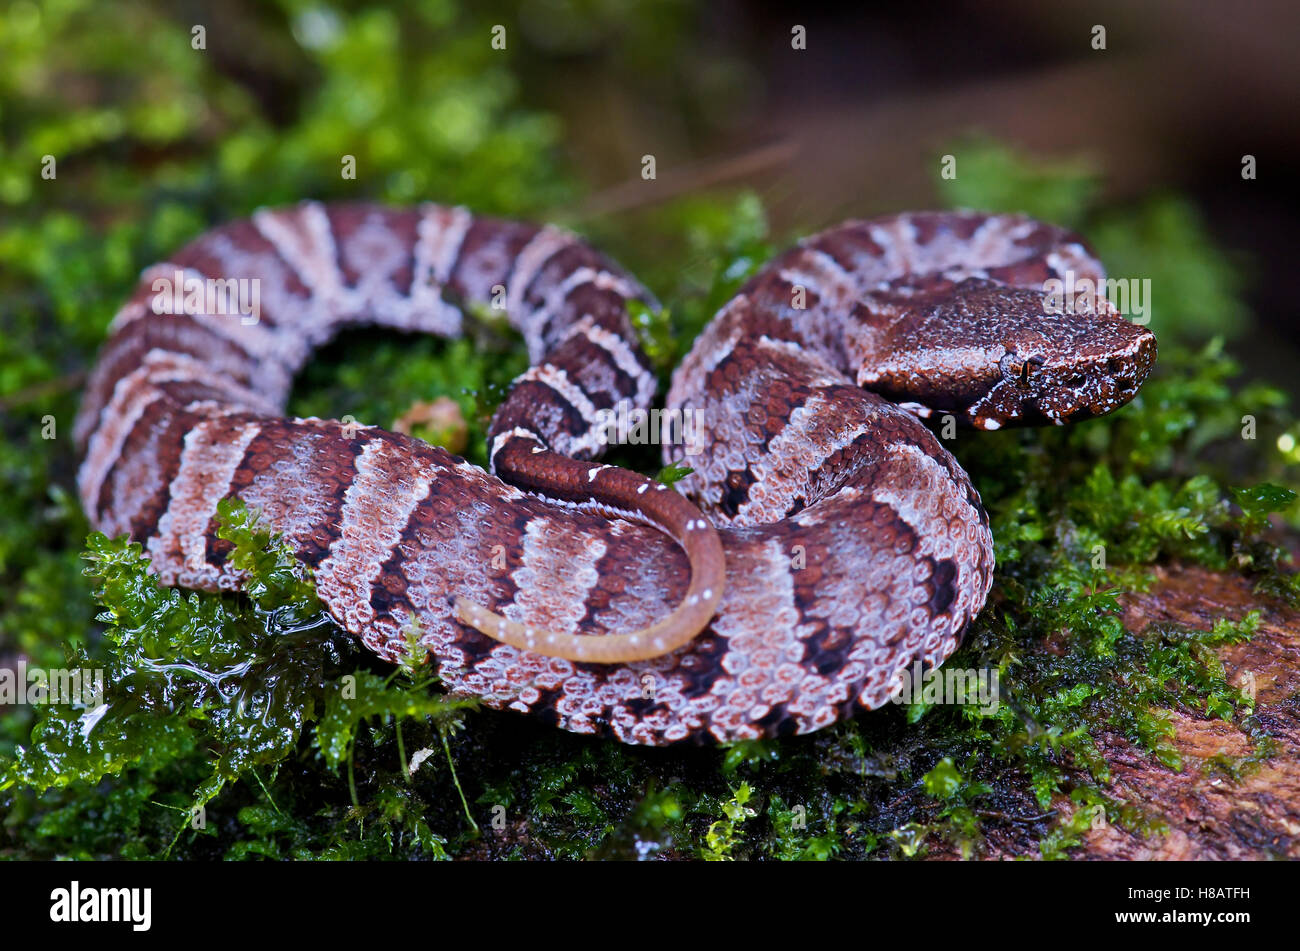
76 203 1156 745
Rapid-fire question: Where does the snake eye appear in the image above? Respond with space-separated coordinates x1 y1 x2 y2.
1021 355 1045 383
1000 350 1045 384
999 349 1024 381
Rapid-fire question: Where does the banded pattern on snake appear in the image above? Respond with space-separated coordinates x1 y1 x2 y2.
76 203 1155 745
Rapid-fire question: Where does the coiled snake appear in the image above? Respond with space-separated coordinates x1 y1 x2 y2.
76 204 1155 745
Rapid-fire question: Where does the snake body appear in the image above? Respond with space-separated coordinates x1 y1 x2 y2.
76 203 1155 745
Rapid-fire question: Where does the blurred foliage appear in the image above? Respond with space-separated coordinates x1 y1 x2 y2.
940 138 1101 230
1 1 1298 860
939 138 1254 341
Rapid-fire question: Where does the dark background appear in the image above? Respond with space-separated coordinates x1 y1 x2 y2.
583 0 1300 390
184 0 1300 387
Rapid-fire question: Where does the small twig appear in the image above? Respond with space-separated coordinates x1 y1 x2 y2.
346 743 359 809
439 722 479 835
251 767 284 816
395 718 409 785
0 370 87 412
570 139 799 220
976 808 1057 825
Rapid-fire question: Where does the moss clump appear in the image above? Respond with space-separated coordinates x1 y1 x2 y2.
2 501 474 858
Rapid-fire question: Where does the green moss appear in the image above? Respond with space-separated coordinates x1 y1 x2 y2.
700 783 756 860
1 3 1296 860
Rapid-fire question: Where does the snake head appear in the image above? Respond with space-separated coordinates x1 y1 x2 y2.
854 279 1157 429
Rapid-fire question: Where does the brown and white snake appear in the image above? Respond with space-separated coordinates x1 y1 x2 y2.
76 204 1156 745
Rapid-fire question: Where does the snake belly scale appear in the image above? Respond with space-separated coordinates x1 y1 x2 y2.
76 203 1155 745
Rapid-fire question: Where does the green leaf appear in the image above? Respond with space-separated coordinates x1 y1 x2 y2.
922 758 963 799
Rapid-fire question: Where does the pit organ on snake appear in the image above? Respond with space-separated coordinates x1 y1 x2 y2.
76 204 1156 746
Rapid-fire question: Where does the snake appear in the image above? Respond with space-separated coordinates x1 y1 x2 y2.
75 203 1156 745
